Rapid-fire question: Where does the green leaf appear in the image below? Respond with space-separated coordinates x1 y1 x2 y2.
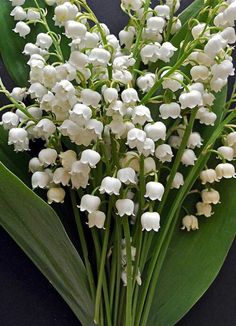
0 162 94 326
148 178 236 326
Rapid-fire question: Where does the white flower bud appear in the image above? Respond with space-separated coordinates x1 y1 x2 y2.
201 189 220 204
87 211 106 229
215 163 236 179
27 8 41 21
227 132 236 146
69 104 92 125
53 167 70 186
103 87 119 103
65 20 87 39
181 215 199 231
191 23 209 40
196 202 213 217
159 102 181 119
132 105 153 125
10 0 25 5
1 112 19 130
54 3 78 26
8 128 29 152
145 181 165 201
38 148 57 166
217 146 234 161
127 128 146 149
117 167 137 185
170 172 184 189
32 171 50 189
116 199 135 217
144 157 156 174
13 21 30 38
47 187 65 204
141 212 160 232
200 169 218 185
187 132 203 149
80 149 101 168
89 48 111 67
155 144 173 163
171 18 182 34
10 6 27 21
181 149 197 166
144 122 166 142
99 177 122 196
59 150 77 172
162 71 183 92
179 90 203 109
80 89 101 107
35 119 56 139
36 33 53 49
121 88 139 104
79 194 101 213
137 73 155 92
29 158 42 173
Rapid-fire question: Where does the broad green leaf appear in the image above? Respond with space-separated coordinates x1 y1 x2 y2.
148 178 236 326
0 162 94 326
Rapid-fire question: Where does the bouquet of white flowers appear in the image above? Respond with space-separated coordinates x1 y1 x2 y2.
0 0 235 325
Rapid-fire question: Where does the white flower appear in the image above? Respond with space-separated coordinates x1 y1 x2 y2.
54 3 78 26
87 211 106 229
132 105 153 125
223 1 236 22
47 187 65 204
23 43 40 56
140 138 155 157
181 215 199 231
146 16 166 33
35 119 56 139
80 89 101 107
36 33 53 49
137 73 155 92
145 181 164 201
211 60 234 80
119 27 135 49
217 146 234 161
59 150 77 172
141 212 160 232
29 158 42 173
168 135 182 149
27 8 41 21
190 65 209 82
71 173 90 189
187 132 203 149
181 149 197 166
210 76 227 93
69 51 89 69
144 157 156 174
121 0 144 11
191 23 209 40
103 87 119 103
179 90 203 109
227 132 236 146
10 6 27 21
116 199 135 217
221 27 236 44
170 172 184 189
215 163 236 179
86 119 104 139
8 128 29 152
99 177 122 195
204 34 227 57
154 5 170 18
53 167 71 186
65 20 87 39
196 107 217 126
117 167 137 185
32 171 50 189
71 161 90 176
196 202 213 217
201 189 220 204
1 112 19 129
155 144 173 163
13 21 30 38
38 148 58 166
89 48 111 67
69 104 92 125
162 71 184 92
144 122 166 142
120 152 140 172
200 169 218 184
28 82 47 100
171 18 182 34
126 128 146 149
141 43 160 64
158 42 177 62
121 88 139 104
10 0 25 5
79 195 101 213
80 149 101 168
159 102 181 119
10 87 26 101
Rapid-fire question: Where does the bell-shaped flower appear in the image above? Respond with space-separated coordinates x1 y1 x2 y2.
181 149 197 166
162 71 184 92
116 199 135 217
32 171 51 189
170 172 184 189
126 128 146 149
121 88 139 104
187 132 203 149
131 105 153 126
141 212 160 232
196 107 217 126
196 202 213 217
79 194 101 213
144 122 166 142
181 215 199 231
99 177 122 195
69 104 92 125
139 137 155 157
47 187 65 204
89 48 111 67
80 149 101 168
103 87 119 103
29 158 42 173
36 33 53 49
179 90 203 109
87 211 106 229
1 112 19 130
137 73 155 92
8 128 29 152
35 118 56 139
201 189 220 204
145 181 164 201
53 167 71 186
227 131 236 146
155 144 173 163
117 167 137 185
80 89 101 107
200 169 218 185
215 163 236 179
38 148 57 167
70 161 90 176
59 150 77 172
65 20 87 40
217 146 234 161
159 102 181 119
13 21 30 38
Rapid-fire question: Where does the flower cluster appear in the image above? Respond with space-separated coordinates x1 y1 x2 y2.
1 0 236 240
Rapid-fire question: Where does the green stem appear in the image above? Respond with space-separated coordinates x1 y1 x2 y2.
123 217 133 326
69 190 95 300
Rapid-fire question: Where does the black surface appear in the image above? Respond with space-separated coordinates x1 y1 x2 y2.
0 0 236 325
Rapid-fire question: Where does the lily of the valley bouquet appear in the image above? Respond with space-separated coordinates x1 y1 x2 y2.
0 0 236 325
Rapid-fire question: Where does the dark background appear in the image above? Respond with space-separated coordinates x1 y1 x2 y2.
0 0 235 325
